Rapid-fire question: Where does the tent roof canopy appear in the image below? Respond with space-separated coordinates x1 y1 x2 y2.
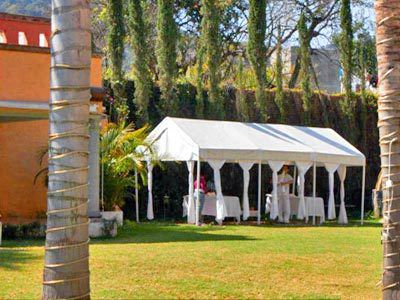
146 117 365 166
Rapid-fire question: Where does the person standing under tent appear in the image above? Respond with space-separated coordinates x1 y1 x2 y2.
278 165 293 223
194 174 208 224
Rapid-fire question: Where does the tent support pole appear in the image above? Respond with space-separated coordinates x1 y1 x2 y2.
196 158 201 226
361 165 366 225
257 162 262 225
313 162 317 226
135 167 139 223
292 166 297 195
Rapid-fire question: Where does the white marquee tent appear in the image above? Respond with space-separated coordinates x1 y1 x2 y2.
138 117 366 226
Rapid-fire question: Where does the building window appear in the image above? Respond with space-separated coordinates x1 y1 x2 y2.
39 33 48 47
18 31 28 45
0 30 6 44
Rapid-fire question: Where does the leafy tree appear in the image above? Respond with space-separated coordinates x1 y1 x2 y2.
356 32 368 152
195 44 205 117
198 0 223 118
235 55 249 121
339 0 354 114
176 0 249 80
247 0 267 118
354 31 377 76
128 0 153 124
156 0 179 116
288 0 340 88
107 0 125 82
298 12 312 125
107 0 127 119
274 23 286 123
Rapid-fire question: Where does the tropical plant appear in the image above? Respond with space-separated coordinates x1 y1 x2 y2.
375 1 400 298
42 0 91 298
33 146 49 187
100 123 153 211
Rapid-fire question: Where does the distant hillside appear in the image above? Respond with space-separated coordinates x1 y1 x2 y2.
0 0 50 18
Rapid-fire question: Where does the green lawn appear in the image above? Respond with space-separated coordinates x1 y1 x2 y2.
0 221 381 299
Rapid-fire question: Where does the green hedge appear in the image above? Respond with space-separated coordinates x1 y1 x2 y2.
2 222 46 239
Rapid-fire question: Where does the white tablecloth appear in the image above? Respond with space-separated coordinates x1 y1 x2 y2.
266 194 325 224
291 195 325 224
183 195 242 222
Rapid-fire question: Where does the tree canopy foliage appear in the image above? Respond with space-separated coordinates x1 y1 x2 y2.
339 0 354 114
248 0 267 118
127 0 153 124
156 0 179 115
4 0 376 123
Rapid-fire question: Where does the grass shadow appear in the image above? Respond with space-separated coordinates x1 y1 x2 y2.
1 219 380 249
92 222 258 244
0 248 40 270
1 239 44 248
251 219 382 228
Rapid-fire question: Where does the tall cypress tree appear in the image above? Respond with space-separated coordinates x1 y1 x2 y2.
298 12 312 125
128 0 152 124
107 0 125 81
275 23 286 123
358 34 367 102
156 0 178 116
247 0 267 118
107 0 126 118
358 33 368 151
236 55 249 121
339 0 354 113
198 0 223 118
196 45 205 117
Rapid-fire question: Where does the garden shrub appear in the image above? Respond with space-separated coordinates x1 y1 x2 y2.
2 222 46 239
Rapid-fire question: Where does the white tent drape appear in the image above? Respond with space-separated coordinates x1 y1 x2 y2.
325 163 339 220
268 161 284 220
292 166 297 195
147 160 154 220
186 161 195 224
296 161 312 220
337 165 348 224
209 160 227 222
239 162 254 221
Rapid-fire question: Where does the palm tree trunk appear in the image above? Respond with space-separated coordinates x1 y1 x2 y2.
375 1 400 298
43 0 91 299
